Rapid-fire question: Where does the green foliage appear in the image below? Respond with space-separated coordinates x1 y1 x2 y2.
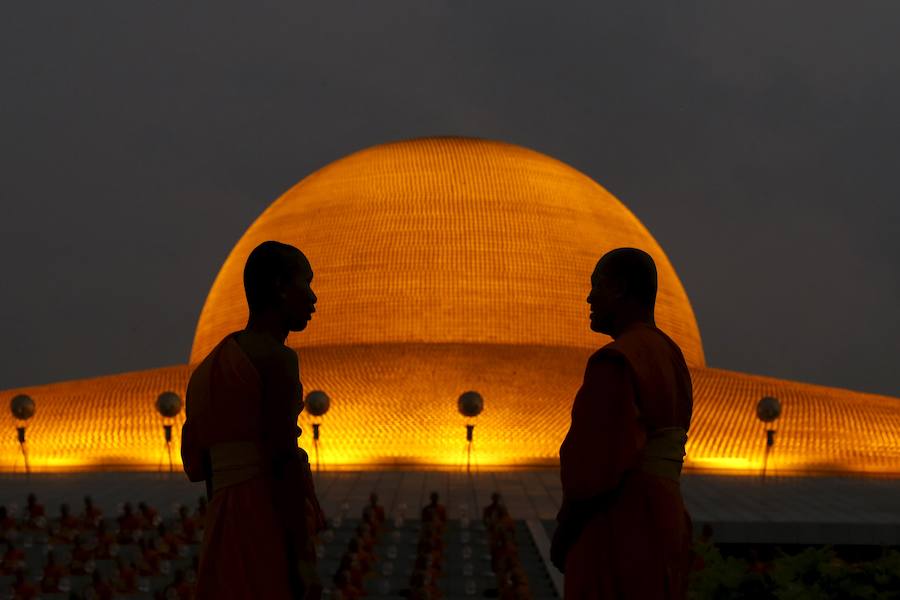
688 541 761 600
770 546 900 600
688 544 900 600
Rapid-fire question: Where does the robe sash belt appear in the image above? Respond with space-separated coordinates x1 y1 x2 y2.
639 426 688 482
209 441 264 496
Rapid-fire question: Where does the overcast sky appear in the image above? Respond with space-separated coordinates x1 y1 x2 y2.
1 2 898 397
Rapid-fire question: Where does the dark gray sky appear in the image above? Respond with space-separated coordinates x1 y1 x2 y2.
2 2 898 397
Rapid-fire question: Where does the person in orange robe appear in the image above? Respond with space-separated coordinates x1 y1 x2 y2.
11 569 39 600
69 535 96 575
175 505 200 545
116 503 142 543
94 521 118 560
113 558 138 594
362 493 385 533
24 494 45 531
80 496 103 529
40 551 69 593
1 541 26 575
0 507 18 543
182 241 326 600
421 491 447 535
51 503 80 543
137 502 159 530
482 492 505 528
551 248 694 600
82 570 115 600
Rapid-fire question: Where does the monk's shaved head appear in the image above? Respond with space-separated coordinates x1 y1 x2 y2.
595 248 658 309
589 248 658 336
243 241 308 313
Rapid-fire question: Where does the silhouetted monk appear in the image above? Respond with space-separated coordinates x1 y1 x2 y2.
182 241 326 599
551 248 693 599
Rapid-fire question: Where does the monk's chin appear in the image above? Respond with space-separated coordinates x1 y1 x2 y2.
590 319 611 335
289 320 310 332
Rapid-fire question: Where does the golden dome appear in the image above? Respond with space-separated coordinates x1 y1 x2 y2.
191 138 704 365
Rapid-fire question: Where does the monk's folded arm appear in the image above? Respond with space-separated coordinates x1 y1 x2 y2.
559 352 642 503
260 348 304 461
181 385 206 482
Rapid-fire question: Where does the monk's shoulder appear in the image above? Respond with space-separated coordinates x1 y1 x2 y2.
609 326 691 386
272 344 300 376
186 339 222 390
233 331 297 376
609 325 674 360
586 345 629 373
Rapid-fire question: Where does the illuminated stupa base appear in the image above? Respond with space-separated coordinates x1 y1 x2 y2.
2 343 899 476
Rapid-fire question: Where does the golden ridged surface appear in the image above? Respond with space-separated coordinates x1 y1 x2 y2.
2 345 898 476
190 137 705 366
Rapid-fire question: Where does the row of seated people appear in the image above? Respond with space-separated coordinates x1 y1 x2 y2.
1 494 208 548
483 493 531 600
4 490 533 599
0 495 103 542
0 534 182 579
1 494 209 600
1 516 205 578
404 492 448 600
331 493 387 600
3 555 199 600
330 491 450 599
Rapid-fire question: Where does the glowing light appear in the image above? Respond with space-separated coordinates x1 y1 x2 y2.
2 347 899 475
688 457 757 471
1 138 898 476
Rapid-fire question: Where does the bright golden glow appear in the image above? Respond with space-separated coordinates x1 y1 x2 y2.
2 137 898 476
2 347 899 475
190 137 705 366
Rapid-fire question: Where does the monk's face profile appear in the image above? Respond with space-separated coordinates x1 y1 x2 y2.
587 263 623 335
587 248 657 337
280 253 317 332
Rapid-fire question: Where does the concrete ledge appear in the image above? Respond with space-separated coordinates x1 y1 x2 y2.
526 519 564 598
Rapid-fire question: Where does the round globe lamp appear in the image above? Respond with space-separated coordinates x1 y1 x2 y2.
10 394 35 473
458 391 484 473
756 396 782 478
305 390 331 473
156 392 183 473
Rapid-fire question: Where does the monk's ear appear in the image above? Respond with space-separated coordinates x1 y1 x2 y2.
273 275 288 300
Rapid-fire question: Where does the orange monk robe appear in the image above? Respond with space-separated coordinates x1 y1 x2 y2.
114 560 138 594
1 545 25 575
41 560 67 593
555 323 694 600
181 333 325 600
12 574 39 600
70 540 95 575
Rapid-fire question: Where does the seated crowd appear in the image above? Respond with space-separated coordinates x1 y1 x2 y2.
3 490 537 600
404 492 447 600
0 493 207 600
483 493 530 600
332 493 387 599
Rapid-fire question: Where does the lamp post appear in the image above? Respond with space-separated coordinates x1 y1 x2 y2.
305 391 330 474
756 396 782 481
457 391 484 474
10 394 35 474
156 392 183 473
